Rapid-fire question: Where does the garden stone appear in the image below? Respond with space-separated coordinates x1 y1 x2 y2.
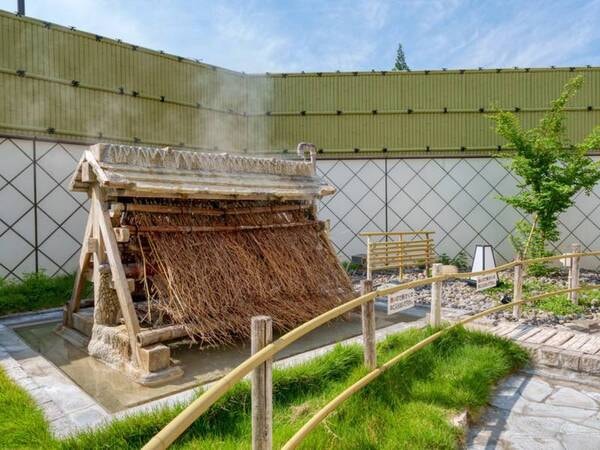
547 387 598 410
520 378 553 402
504 436 563 450
537 346 560 367
580 354 600 374
558 349 581 371
522 402 596 421
561 433 600 450
506 414 564 437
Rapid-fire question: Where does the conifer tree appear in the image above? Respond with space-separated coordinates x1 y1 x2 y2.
393 43 409 71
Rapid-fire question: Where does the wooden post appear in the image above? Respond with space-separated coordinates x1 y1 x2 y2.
424 232 431 276
251 316 273 450
92 185 142 365
398 235 404 280
360 279 376 370
366 236 372 280
430 263 442 327
512 258 523 319
64 210 94 326
569 243 581 304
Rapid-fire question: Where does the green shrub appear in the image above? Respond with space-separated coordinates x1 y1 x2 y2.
437 250 469 271
0 272 90 316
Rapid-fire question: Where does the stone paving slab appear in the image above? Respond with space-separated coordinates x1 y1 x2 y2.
0 324 110 437
468 368 600 450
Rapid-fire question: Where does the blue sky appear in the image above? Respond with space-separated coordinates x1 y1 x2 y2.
2 0 600 73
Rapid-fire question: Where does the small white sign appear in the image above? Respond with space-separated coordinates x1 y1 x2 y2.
387 289 416 315
476 273 498 291
560 256 572 267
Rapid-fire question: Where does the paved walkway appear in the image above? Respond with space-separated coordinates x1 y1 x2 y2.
468 368 600 449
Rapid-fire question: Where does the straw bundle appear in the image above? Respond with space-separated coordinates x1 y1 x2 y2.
125 199 353 347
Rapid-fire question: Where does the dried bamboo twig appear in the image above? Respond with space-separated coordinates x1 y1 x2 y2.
126 199 353 346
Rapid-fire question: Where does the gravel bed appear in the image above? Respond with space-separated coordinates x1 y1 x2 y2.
349 268 600 329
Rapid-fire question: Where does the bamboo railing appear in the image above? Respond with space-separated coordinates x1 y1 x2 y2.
143 248 600 450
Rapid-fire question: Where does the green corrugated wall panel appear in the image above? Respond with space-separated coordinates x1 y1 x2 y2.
0 12 247 111
265 70 600 112
1 10 600 155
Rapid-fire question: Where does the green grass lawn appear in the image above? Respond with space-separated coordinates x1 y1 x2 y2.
0 326 528 450
0 272 91 316
0 366 58 449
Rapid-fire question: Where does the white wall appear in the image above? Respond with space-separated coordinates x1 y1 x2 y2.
2 136 599 279
318 157 600 269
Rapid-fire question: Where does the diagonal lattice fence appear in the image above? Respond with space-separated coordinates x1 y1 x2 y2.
0 137 88 280
2 135 600 280
318 157 600 269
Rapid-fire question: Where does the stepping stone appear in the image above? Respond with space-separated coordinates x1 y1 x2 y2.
523 401 597 421
503 436 564 450
521 378 553 403
525 328 558 344
507 414 565 437
562 433 600 450
545 331 575 347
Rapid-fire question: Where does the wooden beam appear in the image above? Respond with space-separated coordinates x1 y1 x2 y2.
360 230 434 237
109 202 125 221
81 161 96 182
92 185 142 365
84 237 98 254
110 277 135 292
114 227 130 243
121 203 310 216
125 221 320 234
137 325 189 346
64 209 94 325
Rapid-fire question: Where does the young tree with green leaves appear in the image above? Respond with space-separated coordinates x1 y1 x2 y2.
393 43 409 71
490 75 600 266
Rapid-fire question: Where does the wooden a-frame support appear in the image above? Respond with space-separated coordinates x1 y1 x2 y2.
66 184 141 366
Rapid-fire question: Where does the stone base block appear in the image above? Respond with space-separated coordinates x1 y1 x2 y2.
139 344 171 373
559 349 581 371
132 365 184 387
71 308 94 337
580 354 600 374
538 346 560 367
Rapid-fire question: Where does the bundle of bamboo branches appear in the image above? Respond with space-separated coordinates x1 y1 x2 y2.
125 199 353 347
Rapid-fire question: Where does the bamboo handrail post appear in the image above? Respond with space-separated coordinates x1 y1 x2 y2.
360 279 376 370
569 243 582 304
430 263 442 326
512 258 523 319
251 316 273 450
